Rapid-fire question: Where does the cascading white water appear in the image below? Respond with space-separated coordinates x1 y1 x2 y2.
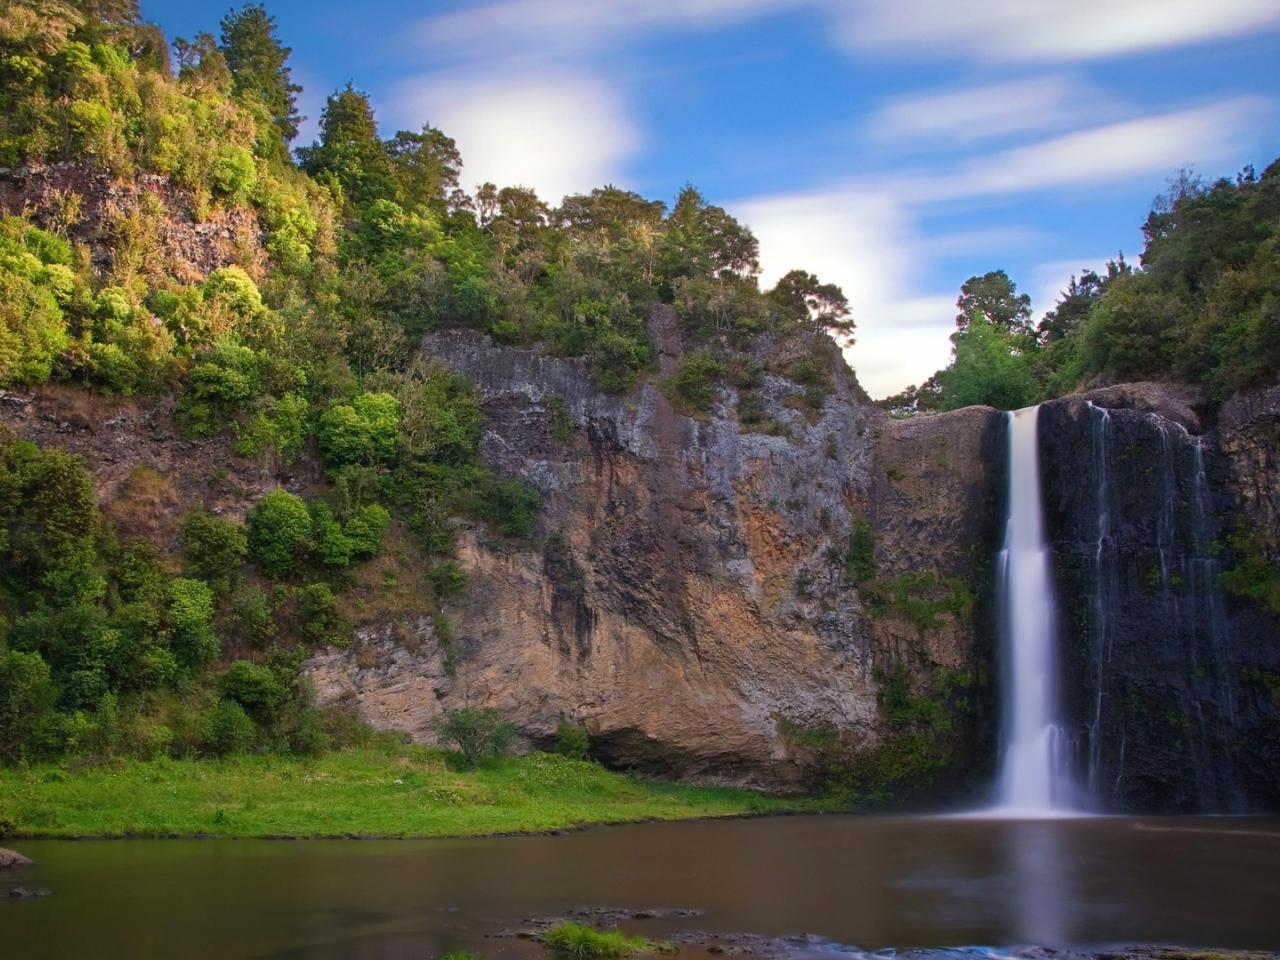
994 405 1077 815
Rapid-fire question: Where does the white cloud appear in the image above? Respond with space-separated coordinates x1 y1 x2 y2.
391 71 641 202
415 0 811 58
736 187 957 397
867 75 1110 145
913 97 1268 202
838 0 1280 63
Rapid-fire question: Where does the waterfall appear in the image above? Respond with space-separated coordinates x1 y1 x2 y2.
993 405 1079 815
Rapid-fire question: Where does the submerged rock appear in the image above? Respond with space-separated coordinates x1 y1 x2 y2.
0 848 33 870
7 886 50 899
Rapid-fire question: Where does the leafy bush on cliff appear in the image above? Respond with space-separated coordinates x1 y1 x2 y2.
1220 520 1280 617
182 509 249 590
318 392 401 469
248 489 313 576
297 582 347 646
666 352 724 413
0 218 74 384
168 577 220 668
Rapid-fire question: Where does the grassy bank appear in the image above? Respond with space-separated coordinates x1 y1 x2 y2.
0 748 836 839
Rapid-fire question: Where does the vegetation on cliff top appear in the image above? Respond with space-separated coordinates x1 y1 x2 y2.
882 161 1280 414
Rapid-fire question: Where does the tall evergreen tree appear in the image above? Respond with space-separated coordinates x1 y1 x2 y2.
219 3 301 150
297 83 393 206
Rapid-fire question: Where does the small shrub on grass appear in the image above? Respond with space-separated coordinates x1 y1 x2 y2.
202 699 256 757
220 660 290 721
0 650 57 764
436 707 516 769
290 709 332 758
553 720 590 760
543 923 650 959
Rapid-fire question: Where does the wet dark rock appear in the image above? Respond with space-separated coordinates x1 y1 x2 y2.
1040 388 1280 812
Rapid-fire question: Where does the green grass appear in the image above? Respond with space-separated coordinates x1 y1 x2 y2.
0 748 836 839
543 923 654 959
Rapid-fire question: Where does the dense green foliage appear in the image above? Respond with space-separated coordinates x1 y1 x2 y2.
0 426 375 764
883 162 1280 414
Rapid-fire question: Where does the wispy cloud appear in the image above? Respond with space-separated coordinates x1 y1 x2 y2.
391 71 641 201
838 0 1280 63
912 98 1268 202
414 0 811 60
736 187 958 397
866 75 1113 146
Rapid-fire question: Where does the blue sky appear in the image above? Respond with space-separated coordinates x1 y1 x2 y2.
143 1 1280 397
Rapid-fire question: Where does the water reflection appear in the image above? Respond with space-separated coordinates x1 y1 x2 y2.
1006 822 1070 946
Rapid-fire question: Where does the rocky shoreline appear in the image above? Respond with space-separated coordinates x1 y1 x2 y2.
490 907 1279 960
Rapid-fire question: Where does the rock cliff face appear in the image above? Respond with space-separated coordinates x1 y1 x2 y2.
309 313 1005 790
8 314 1272 804
0 384 320 550
0 163 264 282
1040 384 1280 812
